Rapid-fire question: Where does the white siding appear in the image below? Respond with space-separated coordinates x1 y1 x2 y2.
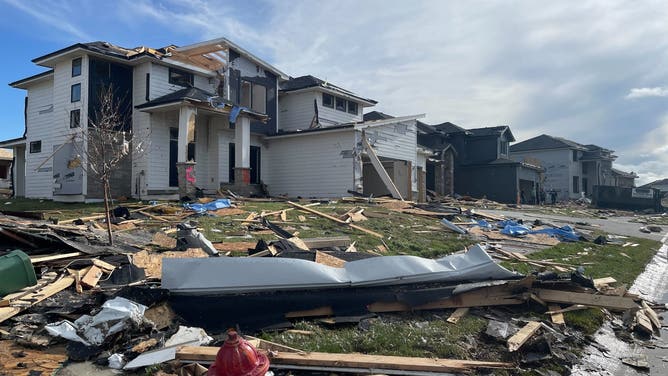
264 130 355 197
217 128 266 185
278 89 365 132
132 62 151 197
25 55 88 199
278 91 317 132
147 111 178 190
510 149 573 199
150 64 215 99
361 120 419 192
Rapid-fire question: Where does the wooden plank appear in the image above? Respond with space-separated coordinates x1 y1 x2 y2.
641 301 662 331
361 131 403 200
593 277 617 289
80 265 103 288
315 251 346 268
302 236 351 249
285 306 334 319
91 259 116 273
532 288 639 311
634 310 654 334
547 304 565 325
508 321 542 352
30 252 84 263
545 304 588 315
446 307 469 324
287 201 383 238
287 237 310 251
244 335 302 353
176 348 513 371
0 276 75 323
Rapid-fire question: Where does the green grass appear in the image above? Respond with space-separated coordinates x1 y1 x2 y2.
503 236 660 286
0 198 110 220
197 201 474 256
260 313 492 360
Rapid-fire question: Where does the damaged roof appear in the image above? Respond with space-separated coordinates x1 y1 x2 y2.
611 168 638 179
280 75 377 105
135 87 218 109
363 111 394 122
510 134 589 152
32 41 165 67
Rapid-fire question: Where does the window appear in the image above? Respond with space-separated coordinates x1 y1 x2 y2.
347 101 358 115
71 83 81 102
168 68 194 87
335 97 346 111
70 109 80 128
582 162 588 174
572 150 578 161
572 176 580 193
145 73 150 101
251 83 266 113
500 141 509 155
72 58 82 77
322 93 334 108
30 141 41 153
582 178 588 194
240 81 252 107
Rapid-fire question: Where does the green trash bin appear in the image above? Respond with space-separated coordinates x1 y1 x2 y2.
0 250 38 297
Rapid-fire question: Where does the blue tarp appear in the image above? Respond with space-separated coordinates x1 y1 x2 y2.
500 224 531 237
529 225 580 242
184 199 232 214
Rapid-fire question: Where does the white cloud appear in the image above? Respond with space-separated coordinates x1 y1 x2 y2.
626 87 668 99
2 0 91 40
615 114 668 184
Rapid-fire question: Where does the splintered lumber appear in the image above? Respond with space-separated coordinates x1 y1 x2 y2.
80 265 103 288
0 275 75 323
287 237 310 251
547 304 565 325
175 347 513 372
91 259 116 273
532 289 639 311
634 310 654 334
315 251 346 268
593 277 617 289
244 336 301 353
446 307 469 324
287 201 383 238
30 252 84 263
641 301 661 331
508 321 542 352
361 132 404 200
545 304 588 315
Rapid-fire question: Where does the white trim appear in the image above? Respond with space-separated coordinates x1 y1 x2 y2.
282 86 376 107
266 126 354 140
0 139 27 148
160 58 217 77
354 114 426 130
10 72 54 89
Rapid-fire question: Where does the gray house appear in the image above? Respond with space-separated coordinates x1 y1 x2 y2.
510 134 636 201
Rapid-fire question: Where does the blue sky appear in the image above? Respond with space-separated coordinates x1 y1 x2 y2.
1 0 667 183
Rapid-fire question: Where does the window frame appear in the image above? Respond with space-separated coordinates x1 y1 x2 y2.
69 109 81 128
29 141 41 154
322 93 334 108
168 68 194 87
572 150 578 162
71 83 81 102
347 100 358 115
335 96 346 112
572 176 580 193
72 58 82 77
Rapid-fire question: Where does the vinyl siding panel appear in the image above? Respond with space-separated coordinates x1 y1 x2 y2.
510 149 572 200
150 64 215 99
25 55 89 199
147 111 178 190
264 130 354 197
278 92 317 132
362 120 418 192
132 62 151 197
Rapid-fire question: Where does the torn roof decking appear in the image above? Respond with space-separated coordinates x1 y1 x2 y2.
162 245 520 295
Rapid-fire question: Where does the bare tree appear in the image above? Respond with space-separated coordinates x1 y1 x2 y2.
74 85 147 245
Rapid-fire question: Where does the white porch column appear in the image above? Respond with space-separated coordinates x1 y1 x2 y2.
177 106 197 197
234 115 251 184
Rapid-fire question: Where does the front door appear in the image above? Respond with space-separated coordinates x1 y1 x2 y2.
169 128 178 187
250 146 261 184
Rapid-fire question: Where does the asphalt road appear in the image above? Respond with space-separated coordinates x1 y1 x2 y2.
484 209 666 242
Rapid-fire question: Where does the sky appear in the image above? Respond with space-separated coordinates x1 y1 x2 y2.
0 0 666 184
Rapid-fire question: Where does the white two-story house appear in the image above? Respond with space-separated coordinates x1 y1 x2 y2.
2 38 426 201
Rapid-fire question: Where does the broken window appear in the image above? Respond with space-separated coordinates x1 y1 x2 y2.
240 81 252 108
251 83 266 113
348 101 358 115
71 84 81 102
335 97 346 112
323 93 334 108
70 109 80 128
72 58 82 77
30 140 41 153
572 176 579 193
168 68 194 87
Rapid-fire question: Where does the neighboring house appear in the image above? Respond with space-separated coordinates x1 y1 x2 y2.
1 38 425 201
509 134 636 200
0 148 12 192
639 178 668 195
412 119 543 203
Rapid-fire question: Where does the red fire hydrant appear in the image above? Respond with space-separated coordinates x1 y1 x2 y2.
207 330 270 376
